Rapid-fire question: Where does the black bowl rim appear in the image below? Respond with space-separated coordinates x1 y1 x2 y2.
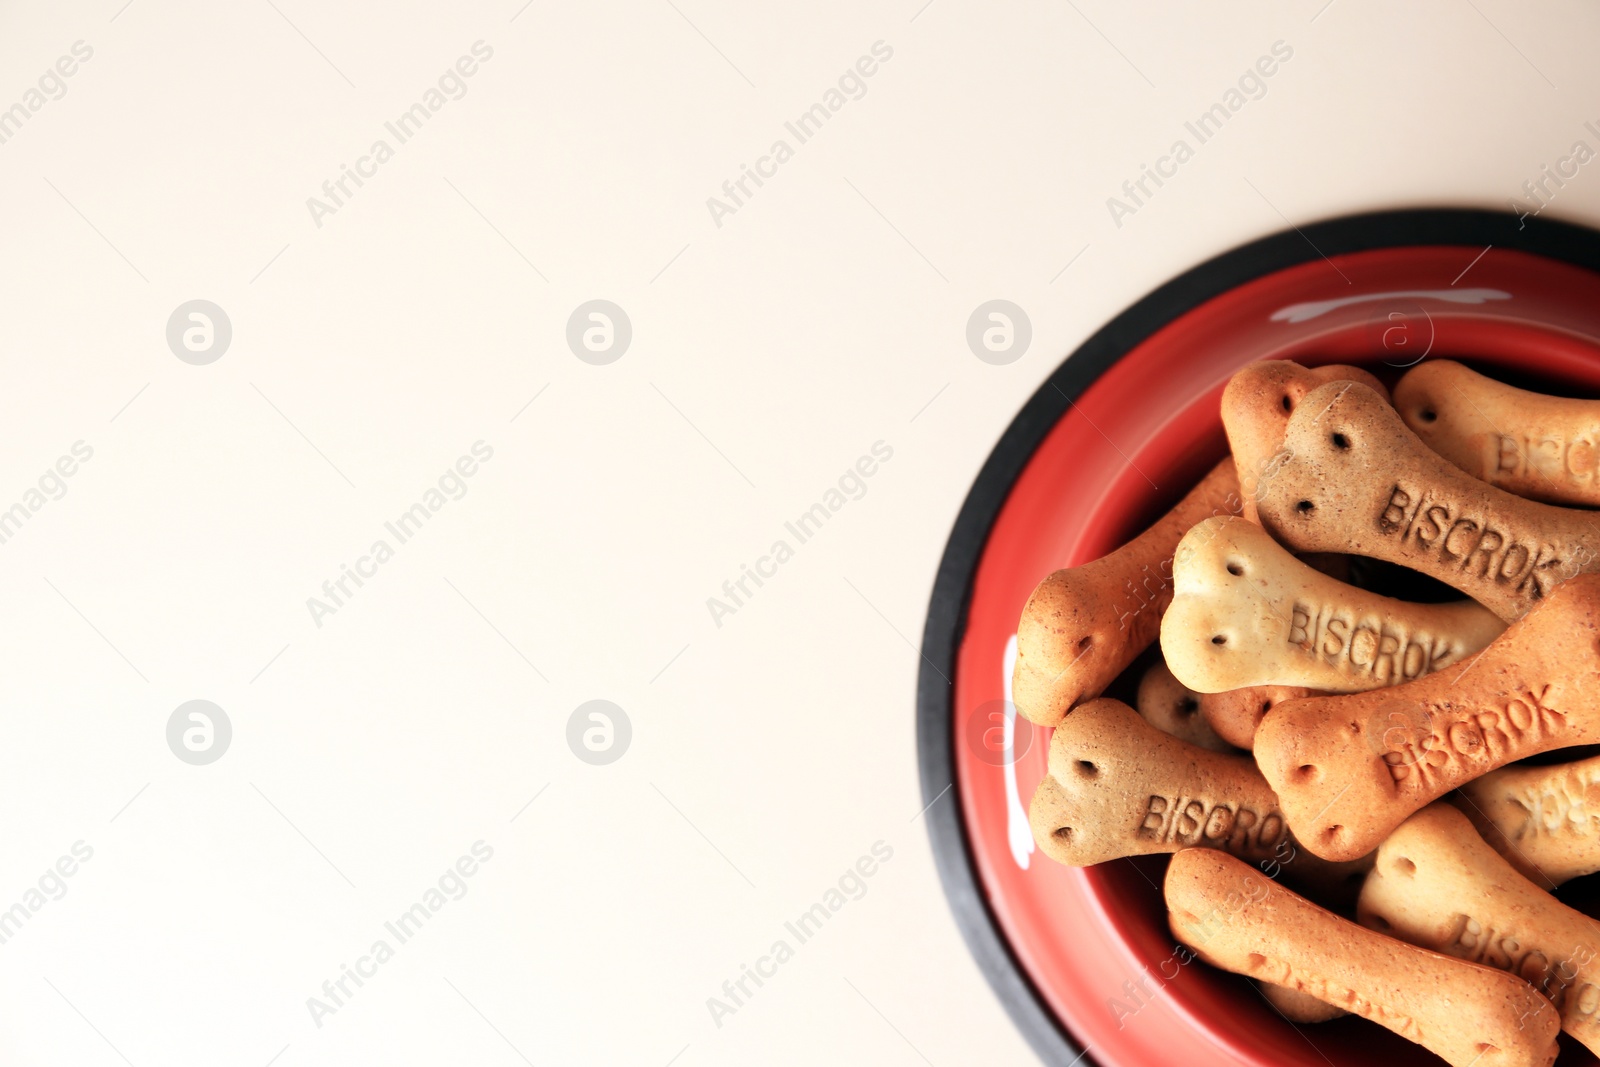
914 207 1600 1066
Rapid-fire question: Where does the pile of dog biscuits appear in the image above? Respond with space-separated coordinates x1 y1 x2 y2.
1015 359 1600 1067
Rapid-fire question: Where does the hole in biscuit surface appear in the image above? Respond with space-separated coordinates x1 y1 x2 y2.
1420 408 1437 423
1077 635 1094 651
1322 824 1343 841
1226 561 1244 576
1394 857 1416 877
1075 760 1098 778
1295 764 1317 781
1296 500 1315 514
1331 432 1350 450
1053 826 1073 843
1280 395 1292 413
1180 697 1199 716
1211 634 1227 646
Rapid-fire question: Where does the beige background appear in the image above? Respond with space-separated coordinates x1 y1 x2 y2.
0 1 1597 1064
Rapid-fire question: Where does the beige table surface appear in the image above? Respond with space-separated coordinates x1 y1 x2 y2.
0 1 1597 1064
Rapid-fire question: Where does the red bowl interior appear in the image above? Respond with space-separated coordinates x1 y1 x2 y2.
956 244 1600 1066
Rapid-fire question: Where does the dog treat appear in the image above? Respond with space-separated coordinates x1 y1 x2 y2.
1167 849 1561 1067
1258 980 1347 1023
1030 699 1287 867
1454 752 1600 887
1255 380 1600 622
1162 516 1504 693
1197 683 1312 751
1254 573 1600 862
1358 803 1600 1056
1013 459 1243 727
1031 698 1370 905
1397 360 1600 507
1136 662 1235 752
1222 360 1390 522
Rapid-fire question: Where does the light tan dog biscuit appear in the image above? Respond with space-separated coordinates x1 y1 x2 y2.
1135 662 1235 752
1013 459 1242 727
1254 573 1600 863
1222 360 1390 522
1167 849 1560 1067
1397 360 1600 507
1358 803 1600 1056
1162 516 1504 693
1031 698 1370 906
1455 753 1600 887
1255 380 1600 621
1197 683 1312 751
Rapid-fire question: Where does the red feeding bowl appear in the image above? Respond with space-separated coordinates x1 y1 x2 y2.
917 210 1600 1067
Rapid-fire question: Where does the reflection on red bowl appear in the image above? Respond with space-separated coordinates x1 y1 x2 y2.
918 210 1600 1067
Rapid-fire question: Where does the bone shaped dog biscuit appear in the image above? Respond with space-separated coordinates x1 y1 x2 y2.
1167 848 1561 1067
1136 660 1302 752
1135 662 1235 752
1196 683 1312 750
1162 516 1504 693
1254 573 1600 862
1397 360 1600 507
1455 753 1600 887
1256 380 1600 621
1358 803 1600 1057
1030 698 1287 866
1013 459 1242 727
1222 360 1390 522
1031 698 1369 905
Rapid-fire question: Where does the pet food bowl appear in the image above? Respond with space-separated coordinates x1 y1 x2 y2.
918 209 1600 1066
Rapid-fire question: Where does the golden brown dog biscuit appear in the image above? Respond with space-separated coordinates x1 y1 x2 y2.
1358 803 1600 1056
1454 753 1600 887
1162 516 1504 693
1030 698 1287 867
1013 459 1242 727
1197 683 1312 750
1167 848 1561 1067
1256 380 1600 621
1031 698 1370 905
1397 360 1600 507
1254 573 1600 863
1135 662 1235 752
1222 360 1390 522
1257 980 1347 1023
